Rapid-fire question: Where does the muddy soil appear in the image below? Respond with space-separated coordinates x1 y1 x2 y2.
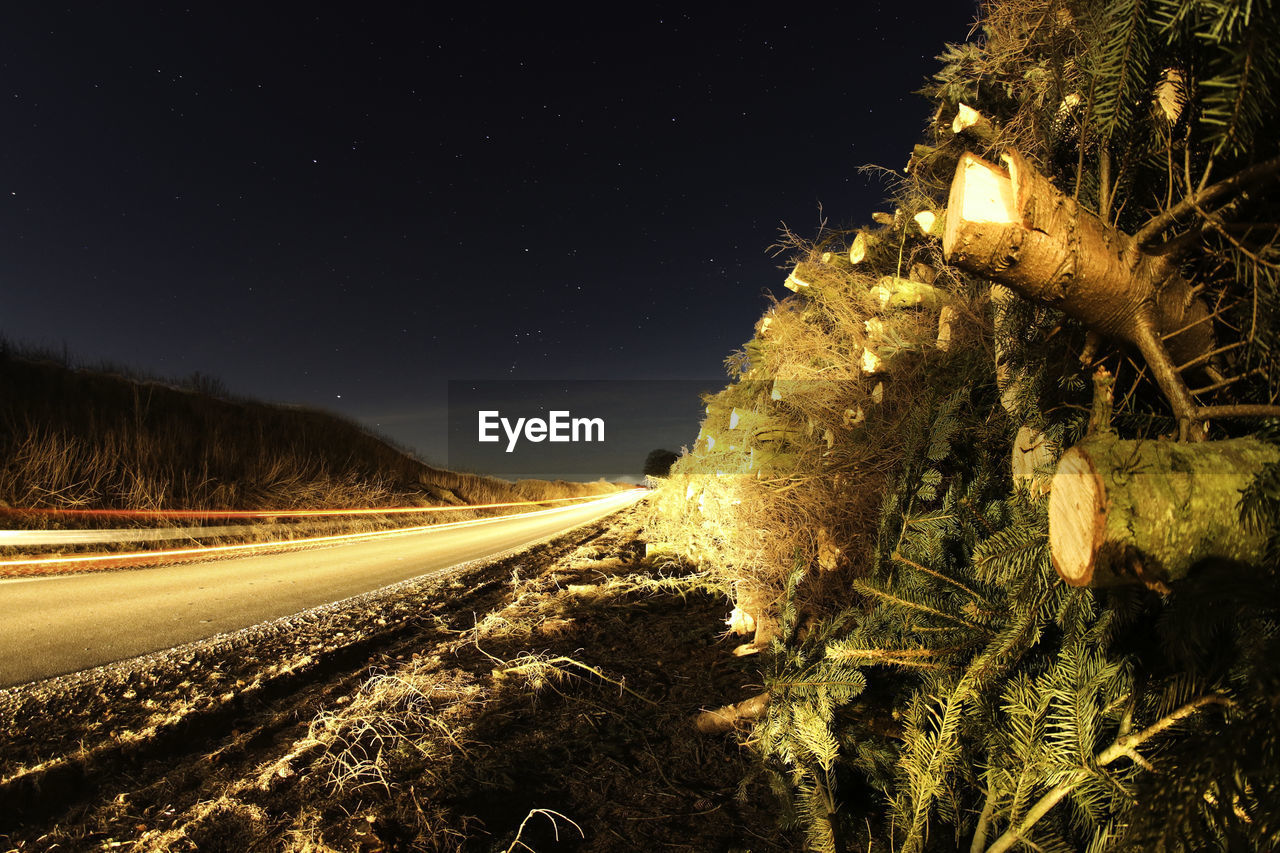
0 507 793 851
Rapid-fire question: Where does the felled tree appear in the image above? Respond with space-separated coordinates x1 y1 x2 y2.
944 148 1217 437
761 2 1280 850
650 3 1280 850
931 0 1280 439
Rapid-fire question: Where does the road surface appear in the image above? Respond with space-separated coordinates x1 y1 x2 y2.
0 490 643 687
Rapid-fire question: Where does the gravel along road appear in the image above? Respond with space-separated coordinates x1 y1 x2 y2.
0 490 644 687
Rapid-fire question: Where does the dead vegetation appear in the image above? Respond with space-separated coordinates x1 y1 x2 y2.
642 225 989 650
0 347 619 515
0 349 621 567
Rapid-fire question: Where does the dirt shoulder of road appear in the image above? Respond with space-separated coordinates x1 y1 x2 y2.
0 506 793 852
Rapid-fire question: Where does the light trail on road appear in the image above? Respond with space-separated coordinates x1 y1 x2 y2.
0 492 639 577
0 489 646 685
0 494 602 520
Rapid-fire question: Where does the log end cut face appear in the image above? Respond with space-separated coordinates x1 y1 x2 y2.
942 153 1017 261
1048 445 1107 586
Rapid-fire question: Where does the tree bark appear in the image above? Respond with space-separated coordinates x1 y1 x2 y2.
943 151 1215 437
868 276 949 311
1048 434 1278 589
1012 426 1053 497
694 691 771 734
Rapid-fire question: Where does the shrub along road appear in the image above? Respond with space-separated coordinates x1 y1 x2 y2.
0 490 643 686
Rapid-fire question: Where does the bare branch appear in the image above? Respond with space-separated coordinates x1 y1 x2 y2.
1195 404 1280 420
1138 153 1280 248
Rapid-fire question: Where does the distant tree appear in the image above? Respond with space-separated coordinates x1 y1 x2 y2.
642 448 679 477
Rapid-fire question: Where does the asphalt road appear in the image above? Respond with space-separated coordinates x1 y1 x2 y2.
0 490 643 687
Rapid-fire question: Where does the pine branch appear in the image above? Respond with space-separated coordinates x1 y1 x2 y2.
826 644 948 670
893 551 992 607
855 581 984 631
983 694 1233 853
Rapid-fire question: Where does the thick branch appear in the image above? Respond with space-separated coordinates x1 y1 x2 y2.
1196 404 1280 419
1129 309 1206 440
943 151 1215 435
1136 153 1280 248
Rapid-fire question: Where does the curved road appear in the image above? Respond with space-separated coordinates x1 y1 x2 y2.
0 490 643 687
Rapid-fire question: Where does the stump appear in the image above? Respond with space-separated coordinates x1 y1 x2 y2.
1049 435 1279 589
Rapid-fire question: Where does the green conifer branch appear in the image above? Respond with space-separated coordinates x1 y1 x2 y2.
892 551 992 607
983 694 1232 853
854 581 984 632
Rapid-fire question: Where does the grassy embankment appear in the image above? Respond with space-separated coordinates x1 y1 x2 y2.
0 344 621 559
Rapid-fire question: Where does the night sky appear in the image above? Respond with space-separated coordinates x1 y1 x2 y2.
2 4 977 476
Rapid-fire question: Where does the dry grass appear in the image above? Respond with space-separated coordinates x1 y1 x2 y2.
65 515 789 851
0 350 623 560
643 229 988 630
310 667 481 795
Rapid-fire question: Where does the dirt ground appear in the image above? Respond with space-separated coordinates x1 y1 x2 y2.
0 507 794 851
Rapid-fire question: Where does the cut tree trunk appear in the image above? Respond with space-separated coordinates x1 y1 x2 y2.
694 691 771 734
936 304 959 351
734 585 779 650
1012 426 1054 497
914 209 944 238
943 151 1215 438
1049 434 1279 589
726 606 755 636
784 264 813 292
952 103 996 142
786 260 849 294
850 231 869 264
820 250 855 272
868 276 949 311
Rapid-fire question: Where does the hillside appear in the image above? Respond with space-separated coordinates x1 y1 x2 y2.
0 348 619 520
